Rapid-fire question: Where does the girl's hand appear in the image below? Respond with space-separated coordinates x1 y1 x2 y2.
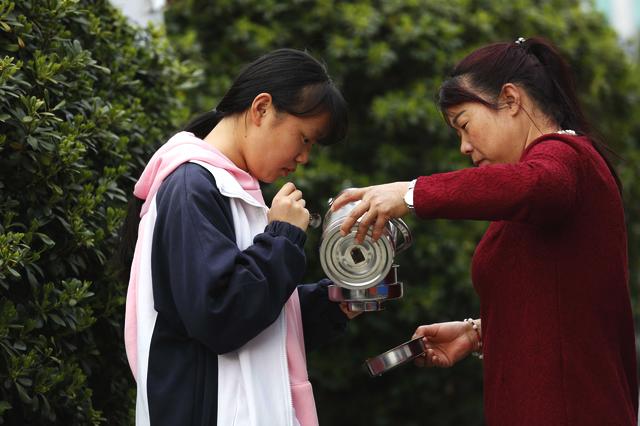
339 302 362 319
412 321 479 368
268 182 310 231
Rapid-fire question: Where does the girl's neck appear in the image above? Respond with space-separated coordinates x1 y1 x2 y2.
203 116 248 171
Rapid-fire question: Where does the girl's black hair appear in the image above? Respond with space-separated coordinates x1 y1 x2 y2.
438 37 621 191
118 48 348 281
185 48 347 146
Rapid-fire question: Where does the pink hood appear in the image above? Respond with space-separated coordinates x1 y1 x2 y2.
133 131 264 213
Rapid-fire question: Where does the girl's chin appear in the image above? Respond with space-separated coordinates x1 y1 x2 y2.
256 169 291 183
279 168 293 178
260 172 281 183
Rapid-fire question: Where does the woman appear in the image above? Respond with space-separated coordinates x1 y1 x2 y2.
331 37 638 425
121 48 351 426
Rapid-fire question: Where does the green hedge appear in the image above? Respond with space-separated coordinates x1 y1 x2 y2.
0 1 198 424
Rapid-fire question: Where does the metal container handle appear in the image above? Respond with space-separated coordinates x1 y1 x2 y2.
390 218 412 254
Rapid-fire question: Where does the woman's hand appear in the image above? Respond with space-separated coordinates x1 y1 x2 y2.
412 321 479 368
330 181 411 243
268 182 310 231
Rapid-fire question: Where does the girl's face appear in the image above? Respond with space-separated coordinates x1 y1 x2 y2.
245 108 329 183
446 101 525 166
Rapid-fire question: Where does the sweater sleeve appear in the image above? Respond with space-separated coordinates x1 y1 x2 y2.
297 279 348 352
152 163 307 354
414 139 580 225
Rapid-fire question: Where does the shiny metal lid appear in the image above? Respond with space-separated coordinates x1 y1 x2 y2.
365 337 426 377
319 225 394 290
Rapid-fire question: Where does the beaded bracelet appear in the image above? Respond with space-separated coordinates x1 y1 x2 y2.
464 318 483 359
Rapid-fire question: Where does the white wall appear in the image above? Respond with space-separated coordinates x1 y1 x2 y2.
110 0 165 26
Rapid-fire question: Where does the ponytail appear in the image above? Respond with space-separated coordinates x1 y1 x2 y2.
183 110 226 139
524 38 622 192
117 196 143 283
522 38 587 135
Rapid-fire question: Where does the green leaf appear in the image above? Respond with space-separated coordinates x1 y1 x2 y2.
15 383 31 404
48 314 65 327
0 400 12 415
16 377 32 387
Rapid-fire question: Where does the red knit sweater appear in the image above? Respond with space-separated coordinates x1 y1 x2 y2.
414 134 638 425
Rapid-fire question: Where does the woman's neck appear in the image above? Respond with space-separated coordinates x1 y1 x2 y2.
524 121 560 147
521 107 560 148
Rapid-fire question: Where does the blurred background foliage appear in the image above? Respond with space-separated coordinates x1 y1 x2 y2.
1 0 639 424
164 0 640 425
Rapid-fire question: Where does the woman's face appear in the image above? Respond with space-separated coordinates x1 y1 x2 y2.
446 102 525 166
245 109 329 183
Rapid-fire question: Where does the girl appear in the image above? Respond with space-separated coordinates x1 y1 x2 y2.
330 37 638 425
122 48 350 426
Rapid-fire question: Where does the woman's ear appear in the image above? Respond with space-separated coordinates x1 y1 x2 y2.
249 92 273 126
499 83 522 116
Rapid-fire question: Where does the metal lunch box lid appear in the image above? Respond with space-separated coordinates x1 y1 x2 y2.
365 336 426 377
319 223 394 290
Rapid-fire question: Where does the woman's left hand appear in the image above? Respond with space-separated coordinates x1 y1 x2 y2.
412 321 477 368
330 182 411 243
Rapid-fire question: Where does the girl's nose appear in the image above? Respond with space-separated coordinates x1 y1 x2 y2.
296 146 311 164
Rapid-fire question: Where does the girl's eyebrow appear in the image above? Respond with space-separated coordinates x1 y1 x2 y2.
314 128 327 141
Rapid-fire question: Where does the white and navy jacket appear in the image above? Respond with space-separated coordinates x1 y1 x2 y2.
125 133 346 426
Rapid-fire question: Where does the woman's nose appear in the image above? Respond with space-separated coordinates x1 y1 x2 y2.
460 139 473 156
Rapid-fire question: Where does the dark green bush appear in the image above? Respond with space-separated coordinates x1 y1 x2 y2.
165 1 640 425
0 1 198 424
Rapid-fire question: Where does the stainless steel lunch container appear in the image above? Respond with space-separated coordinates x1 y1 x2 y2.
319 198 412 291
327 264 403 312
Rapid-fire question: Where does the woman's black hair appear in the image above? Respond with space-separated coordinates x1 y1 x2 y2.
118 48 347 281
438 37 621 192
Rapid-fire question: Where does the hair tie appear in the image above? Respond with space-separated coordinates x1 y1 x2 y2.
515 37 526 45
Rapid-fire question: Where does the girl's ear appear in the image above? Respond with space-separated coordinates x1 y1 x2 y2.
499 83 522 116
250 92 273 126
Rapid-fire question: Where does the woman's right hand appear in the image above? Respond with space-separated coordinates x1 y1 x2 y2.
268 182 310 231
412 321 479 368
330 182 411 243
